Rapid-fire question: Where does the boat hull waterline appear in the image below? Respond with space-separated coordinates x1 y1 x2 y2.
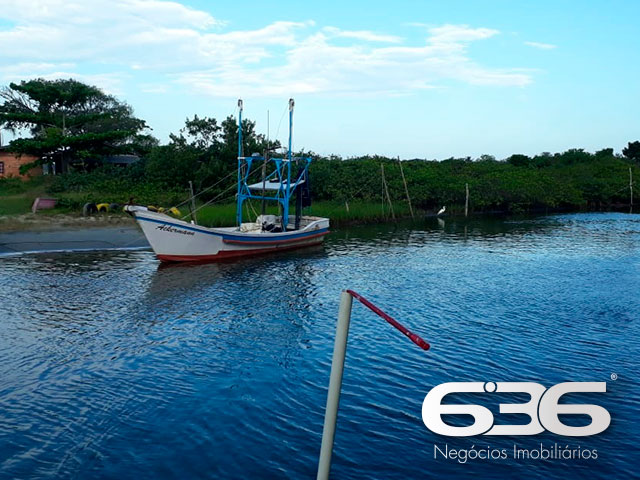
126 207 330 262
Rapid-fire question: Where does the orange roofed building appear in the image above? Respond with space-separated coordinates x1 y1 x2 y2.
0 147 42 179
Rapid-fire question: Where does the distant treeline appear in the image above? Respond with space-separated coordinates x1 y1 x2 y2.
1 79 638 214
38 144 638 215
310 148 638 213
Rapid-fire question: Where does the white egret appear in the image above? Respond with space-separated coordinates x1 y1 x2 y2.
437 206 446 216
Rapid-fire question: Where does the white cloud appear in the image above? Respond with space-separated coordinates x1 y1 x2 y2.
139 83 169 94
0 0 533 98
0 62 77 77
0 62 127 95
524 41 557 50
428 24 499 44
323 26 402 43
0 0 219 29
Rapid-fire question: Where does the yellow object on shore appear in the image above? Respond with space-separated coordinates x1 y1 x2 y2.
145 206 181 216
96 203 110 212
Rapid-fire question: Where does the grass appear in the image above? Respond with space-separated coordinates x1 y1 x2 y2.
0 196 35 216
0 174 416 227
0 176 52 215
190 203 237 227
0 190 414 226
0 192 96 217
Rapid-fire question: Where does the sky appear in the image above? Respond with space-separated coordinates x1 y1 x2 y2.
0 0 638 159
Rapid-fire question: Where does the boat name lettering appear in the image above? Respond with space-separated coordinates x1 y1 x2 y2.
156 224 195 236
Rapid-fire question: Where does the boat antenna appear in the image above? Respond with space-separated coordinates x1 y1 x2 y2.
288 98 294 162
237 99 244 158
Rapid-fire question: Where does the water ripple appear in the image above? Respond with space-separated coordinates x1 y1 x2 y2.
0 213 638 479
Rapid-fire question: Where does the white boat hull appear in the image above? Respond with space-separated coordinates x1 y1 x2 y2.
126 206 330 262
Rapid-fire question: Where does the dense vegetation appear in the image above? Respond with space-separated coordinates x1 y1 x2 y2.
1 79 638 221
310 148 638 213
2 144 635 219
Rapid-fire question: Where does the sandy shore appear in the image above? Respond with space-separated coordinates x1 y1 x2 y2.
0 212 135 232
0 214 149 255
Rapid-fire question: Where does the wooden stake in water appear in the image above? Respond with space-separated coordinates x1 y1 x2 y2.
465 182 469 218
189 180 197 224
398 156 414 219
630 167 634 212
381 164 395 220
317 291 353 480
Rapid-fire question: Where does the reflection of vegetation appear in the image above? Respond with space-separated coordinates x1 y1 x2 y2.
1 79 638 219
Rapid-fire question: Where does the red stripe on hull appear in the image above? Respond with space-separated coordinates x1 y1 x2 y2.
222 230 329 245
156 239 325 263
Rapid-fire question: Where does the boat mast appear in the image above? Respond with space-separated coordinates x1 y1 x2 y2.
261 110 269 217
236 99 243 227
283 98 294 231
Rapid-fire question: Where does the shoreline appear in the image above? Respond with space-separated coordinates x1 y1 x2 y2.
1 209 635 257
0 212 134 232
0 221 149 256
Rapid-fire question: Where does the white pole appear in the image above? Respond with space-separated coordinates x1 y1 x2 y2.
381 164 395 220
398 156 414 219
465 182 469 218
317 291 353 480
630 167 633 209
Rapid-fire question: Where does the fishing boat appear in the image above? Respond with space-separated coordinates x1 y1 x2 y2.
125 99 330 262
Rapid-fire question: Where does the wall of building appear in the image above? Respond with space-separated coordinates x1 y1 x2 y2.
0 152 42 179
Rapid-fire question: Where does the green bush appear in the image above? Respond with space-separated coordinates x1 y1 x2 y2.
2 143 638 218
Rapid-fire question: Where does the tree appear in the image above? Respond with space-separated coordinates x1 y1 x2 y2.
220 115 273 159
169 115 221 150
145 143 201 187
556 148 593 165
0 78 150 172
507 154 531 167
145 114 280 191
532 151 552 168
595 148 614 160
622 141 640 162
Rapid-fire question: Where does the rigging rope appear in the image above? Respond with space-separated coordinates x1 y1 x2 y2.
169 102 243 211
179 181 237 221
169 168 239 212
274 104 289 152
178 161 265 221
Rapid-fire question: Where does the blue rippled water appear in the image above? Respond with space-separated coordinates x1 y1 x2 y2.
0 212 638 479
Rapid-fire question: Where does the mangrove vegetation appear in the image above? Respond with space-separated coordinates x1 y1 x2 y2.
1 79 638 223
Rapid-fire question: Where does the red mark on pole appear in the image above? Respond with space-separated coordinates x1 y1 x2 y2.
345 290 430 350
